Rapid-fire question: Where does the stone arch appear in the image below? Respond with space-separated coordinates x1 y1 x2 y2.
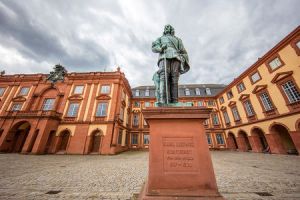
57 129 71 153
250 127 269 153
237 130 252 152
227 132 238 150
269 123 298 155
88 129 104 154
5 121 31 153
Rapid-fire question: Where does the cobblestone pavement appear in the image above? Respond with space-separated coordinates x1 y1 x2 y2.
0 151 299 200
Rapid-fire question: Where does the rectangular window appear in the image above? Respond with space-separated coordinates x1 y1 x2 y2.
143 134 150 144
133 114 139 126
269 57 282 70
67 103 79 117
206 134 212 145
208 100 215 106
119 107 124 120
282 81 300 103
223 111 230 124
216 133 225 145
227 90 233 99
96 102 108 117
185 88 190 96
144 102 150 107
219 97 224 104
205 88 211 95
231 106 240 121
0 87 5 96
237 82 246 92
195 88 201 95
198 101 203 106
118 129 123 145
11 103 22 111
42 98 55 111
203 119 209 125
212 113 219 125
135 90 140 96
100 85 110 94
19 87 30 96
251 72 261 83
260 93 274 111
244 100 255 116
74 85 84 94
132 134 138 145
145 89 150 96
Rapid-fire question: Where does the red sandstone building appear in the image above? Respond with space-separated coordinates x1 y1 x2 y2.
0 26 299 155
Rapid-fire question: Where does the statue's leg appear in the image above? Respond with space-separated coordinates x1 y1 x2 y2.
158 61 166 104
170 60 180 103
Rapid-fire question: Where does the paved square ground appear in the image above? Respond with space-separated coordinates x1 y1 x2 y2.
0 151 299 200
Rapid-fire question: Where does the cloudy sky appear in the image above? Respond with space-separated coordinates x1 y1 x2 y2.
0 0 299 87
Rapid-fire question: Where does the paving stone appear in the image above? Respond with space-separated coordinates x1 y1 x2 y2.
0 151 299 199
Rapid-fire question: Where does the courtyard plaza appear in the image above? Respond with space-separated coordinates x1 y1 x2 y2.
0 151 299 200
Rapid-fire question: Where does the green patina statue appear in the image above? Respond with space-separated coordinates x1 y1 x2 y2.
152 24 190 105
47 64 67 83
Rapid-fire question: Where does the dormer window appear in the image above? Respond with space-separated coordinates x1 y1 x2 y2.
145 88 150 97
205 88 211 95
185 88 190 96
135 90 140 97
195 88 201 95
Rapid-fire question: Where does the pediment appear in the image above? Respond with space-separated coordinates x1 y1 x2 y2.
96 94 111 100
220 106 227 111
239 94 250 101
271 71 293 83
228 101 236 107
12 96 27 102
68 94 83 101
252 85 267 94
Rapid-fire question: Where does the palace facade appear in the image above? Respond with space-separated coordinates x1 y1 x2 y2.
0 26 299 155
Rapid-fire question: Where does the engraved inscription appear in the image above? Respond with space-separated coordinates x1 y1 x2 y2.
163 137 198 172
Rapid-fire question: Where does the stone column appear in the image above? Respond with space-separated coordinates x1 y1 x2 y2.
236 137 247 152
289 131 300 155
248 136 262 153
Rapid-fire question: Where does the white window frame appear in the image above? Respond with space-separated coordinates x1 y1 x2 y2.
269 57 282 70
100 85 110 94
185 88 190 96
260 93 274 111
251 72 261 83
206 88 211 95
19 87 30 96
42 98 55 111
74 85 84 94
195 88 201 95
282 81 300 103
0 87 5 96
145 89 150 97
11 103 22 111
135 90 140 97
67 103 79 117
244 100 255 116
96 102 108 117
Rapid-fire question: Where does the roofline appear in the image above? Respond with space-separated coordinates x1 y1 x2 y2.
216 25 300 97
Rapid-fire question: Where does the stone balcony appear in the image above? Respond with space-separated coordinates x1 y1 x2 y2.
1 110 62 120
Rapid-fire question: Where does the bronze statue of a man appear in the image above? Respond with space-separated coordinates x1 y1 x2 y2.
152 24 190 104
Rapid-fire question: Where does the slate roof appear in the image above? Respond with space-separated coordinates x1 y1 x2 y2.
132 84 227 98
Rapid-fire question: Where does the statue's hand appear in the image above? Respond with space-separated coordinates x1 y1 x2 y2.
161 44 167 51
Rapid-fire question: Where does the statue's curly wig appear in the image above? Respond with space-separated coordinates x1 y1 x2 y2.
163 24 175 36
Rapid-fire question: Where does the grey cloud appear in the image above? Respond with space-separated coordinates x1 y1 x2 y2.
0 0 299 87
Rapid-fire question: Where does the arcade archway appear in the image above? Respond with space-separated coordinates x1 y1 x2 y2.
270 124 298 155
6 121 31 153
227 132 238 150
58 130 70 152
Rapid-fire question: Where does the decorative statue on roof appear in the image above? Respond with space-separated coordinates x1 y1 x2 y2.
152 24 190 105
47 64 67 84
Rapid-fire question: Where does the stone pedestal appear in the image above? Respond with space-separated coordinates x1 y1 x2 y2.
139 107 224 200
